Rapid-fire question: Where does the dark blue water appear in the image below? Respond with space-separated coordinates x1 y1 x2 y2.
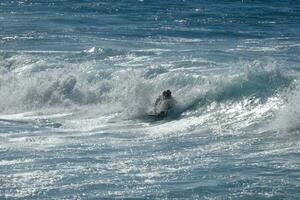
0 1 300 199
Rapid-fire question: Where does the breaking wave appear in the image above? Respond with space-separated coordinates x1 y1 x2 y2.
0 52 295 119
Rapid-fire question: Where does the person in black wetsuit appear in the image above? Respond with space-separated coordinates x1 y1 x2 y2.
154 90 175 117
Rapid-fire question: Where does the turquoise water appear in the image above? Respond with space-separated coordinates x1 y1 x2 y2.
0 1 300 199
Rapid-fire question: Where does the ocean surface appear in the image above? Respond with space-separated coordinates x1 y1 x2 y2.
0 0 300 199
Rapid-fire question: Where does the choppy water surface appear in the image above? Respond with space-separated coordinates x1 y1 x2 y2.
0 1 300 199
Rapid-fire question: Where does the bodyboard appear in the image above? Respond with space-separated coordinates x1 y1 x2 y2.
147 113 166 120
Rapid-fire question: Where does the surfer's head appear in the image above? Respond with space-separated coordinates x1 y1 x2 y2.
163 90 172 99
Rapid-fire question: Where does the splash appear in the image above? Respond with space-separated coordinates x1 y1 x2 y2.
272 81 300 132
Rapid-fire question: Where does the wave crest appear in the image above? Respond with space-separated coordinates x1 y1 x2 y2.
0 53 295 119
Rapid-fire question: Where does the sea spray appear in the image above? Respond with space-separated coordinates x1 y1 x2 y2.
272 80 300 132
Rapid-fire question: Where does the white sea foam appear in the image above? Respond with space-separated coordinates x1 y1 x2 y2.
0 53 292 122
272 81 300 132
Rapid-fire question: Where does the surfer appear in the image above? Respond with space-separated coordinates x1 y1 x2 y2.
154 89 175 117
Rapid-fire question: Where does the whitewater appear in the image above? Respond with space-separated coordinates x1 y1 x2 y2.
0 1 299 199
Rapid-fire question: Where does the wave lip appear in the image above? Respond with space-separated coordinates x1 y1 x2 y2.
212 67 291 102
176 63 292 116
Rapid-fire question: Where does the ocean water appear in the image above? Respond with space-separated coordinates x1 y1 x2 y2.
0 0 300 199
